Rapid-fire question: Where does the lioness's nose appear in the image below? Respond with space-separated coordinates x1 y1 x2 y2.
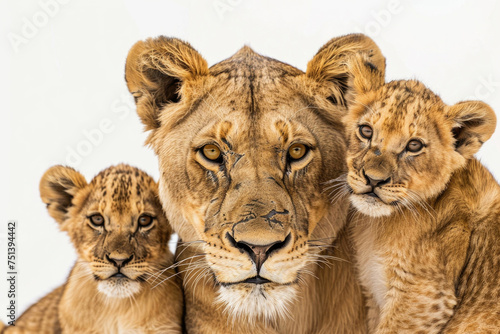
107 253 133 268
227 233 291 271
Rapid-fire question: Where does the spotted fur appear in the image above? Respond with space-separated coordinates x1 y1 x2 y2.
5 164 183 334
343 53 499 333
125 34 386 333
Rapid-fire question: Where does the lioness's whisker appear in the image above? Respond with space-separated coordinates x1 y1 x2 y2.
151 260 210 288
148 254 207 283
308 236 337 242
308 253 349 263
299 268 319 280
174 241 206 261
177 240 206 245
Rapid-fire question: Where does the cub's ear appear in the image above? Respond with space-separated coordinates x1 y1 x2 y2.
125 36 209 131
40 166 88 224
306 33 386 106
344 52 385 104
445 101 497 159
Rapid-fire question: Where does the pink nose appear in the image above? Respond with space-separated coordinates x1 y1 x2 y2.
226 233 291 271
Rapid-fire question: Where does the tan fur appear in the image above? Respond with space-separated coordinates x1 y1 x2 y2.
4 164 183 333
125 34 385 333
342 54 499 333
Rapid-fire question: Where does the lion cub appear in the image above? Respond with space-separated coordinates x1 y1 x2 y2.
342 54 499 333
6 164 183 334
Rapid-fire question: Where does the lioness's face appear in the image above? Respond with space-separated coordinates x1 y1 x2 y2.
40 164 172 298
125 35 386 318
155 53 346 318
343 64 496 218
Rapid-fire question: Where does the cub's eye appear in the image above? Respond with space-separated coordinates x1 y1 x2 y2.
202 144 222 162
407 140 424 153
288 143 308 161
138 215 154 227
89 214 104 226
359 125 373 139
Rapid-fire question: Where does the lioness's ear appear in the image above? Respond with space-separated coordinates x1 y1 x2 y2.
125 36 209 131
445 101 496 159
40 166 87 224
306 33 386 106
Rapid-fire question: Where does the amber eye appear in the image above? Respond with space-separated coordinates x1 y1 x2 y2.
202 144 222 162
89 214 104 226
359 125 373 139
407 140 424 153
288 143 308 161
138 215 154 227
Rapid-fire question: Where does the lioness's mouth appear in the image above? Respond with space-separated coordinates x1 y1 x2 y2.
110 272 127 279
221 275 272 286
243 276 271 284
364 191 379 198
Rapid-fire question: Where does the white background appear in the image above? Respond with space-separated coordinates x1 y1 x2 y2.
1 0 499 323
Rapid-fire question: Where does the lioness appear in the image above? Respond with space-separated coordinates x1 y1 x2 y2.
4 164 183 333
125 34 385 333
343 54 499 333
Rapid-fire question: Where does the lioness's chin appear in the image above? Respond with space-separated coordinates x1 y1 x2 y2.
216 283 297 321
97 278 141 298
350 194 394 217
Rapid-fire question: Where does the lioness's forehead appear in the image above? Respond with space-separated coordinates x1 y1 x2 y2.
210 46 303 81
206 47 308 114
194 114 317 150
192 47 326 138
163 46 343 158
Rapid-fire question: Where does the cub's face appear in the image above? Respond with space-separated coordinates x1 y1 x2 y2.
40 164 172 298
125 35 386 319
343 56 496 217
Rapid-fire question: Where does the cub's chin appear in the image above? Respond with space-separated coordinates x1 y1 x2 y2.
216 283 297 321
97 276 142 299
350 193 394 217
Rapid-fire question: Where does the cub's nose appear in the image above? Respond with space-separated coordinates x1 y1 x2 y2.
106 253 133 269
363 169 391 188
226 233 291 271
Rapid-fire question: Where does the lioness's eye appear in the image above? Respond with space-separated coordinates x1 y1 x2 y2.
138 214 154 227
407 140 424 153
89 214 104 226
359 125 373 139
288 143 308 161
202 144 222 162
